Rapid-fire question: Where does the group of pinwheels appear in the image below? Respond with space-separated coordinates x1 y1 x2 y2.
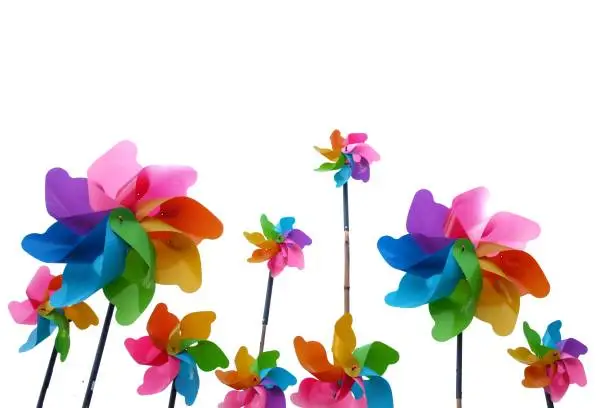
9 131 587 407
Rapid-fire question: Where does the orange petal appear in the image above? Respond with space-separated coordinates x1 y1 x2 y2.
508 347 538 365
330 129 345 151
179 311 216 342
487 249 550 298
150 232 202 293
523 364 551 388
247 241 279 263
64 302 99 330
215 347 259 390
314 146 341 162
147 303 179 350
48 275 63 292
294 336 343 382
475 272 520 336
244 232 266 246
332 313 359 376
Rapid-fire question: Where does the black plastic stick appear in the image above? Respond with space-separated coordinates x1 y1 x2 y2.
544 390 554 407
258 273 275 354
81 302 115 408
167 382 177 407
342 183 350 314
36 347 58 408
456 332 463 408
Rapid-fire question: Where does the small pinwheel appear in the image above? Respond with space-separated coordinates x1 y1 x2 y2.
378 187 550 341
8 266 98 361
124 303 229 406
292 314 399 407
508 321 588 402
314 130 380 187
216 347 297 407
244 215 312 276
22 141 223 324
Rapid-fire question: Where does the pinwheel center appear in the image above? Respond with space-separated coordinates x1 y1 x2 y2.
37 301 54 317
117 215 124 223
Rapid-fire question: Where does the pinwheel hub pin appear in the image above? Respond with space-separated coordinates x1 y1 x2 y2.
37 301 53 316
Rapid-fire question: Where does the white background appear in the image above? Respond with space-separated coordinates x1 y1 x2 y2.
0 1 609 407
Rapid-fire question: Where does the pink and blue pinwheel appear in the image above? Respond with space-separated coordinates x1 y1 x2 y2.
216 347 297 408
21 141 223 325
314 130 380 187
378 187 549 341
244 215 312 277
508 321 588 402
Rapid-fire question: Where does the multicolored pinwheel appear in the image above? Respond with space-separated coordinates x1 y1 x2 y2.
124 303 229 405
314 130 380 187
22 141 223 324
216 347 297 407
8 266 98 361
292 313 399 407
378 187 550 341
244 215 312 276
508 321 588 402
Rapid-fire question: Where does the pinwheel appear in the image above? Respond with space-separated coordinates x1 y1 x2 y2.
314 130 380 187
245 214 312 277
508 321 587 403
378 187 550 341
125 303 229 406
8 266 99 361
216 347 297 407
292 313 399 408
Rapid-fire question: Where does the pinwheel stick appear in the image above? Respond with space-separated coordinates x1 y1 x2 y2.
168 382 177 408
259 273 275 354
544 390 554 408
81 303 115 408
456 332 463 408
343 183 350 314
36 348 58 408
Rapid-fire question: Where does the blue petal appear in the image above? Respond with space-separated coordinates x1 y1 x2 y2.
543 320 562 349
261 367 297 391
275 217 296 235
50 223 128 308
363 376 394 408
334 166 351 187
351 380 365 399
19 316 57 353
175 353 200 406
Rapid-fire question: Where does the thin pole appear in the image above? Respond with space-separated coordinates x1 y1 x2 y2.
456 332 463 408
544 390 554 408
81 302 115 408
342 183 350 314
258 273 275 354
167 382 177 407
36 347 58 408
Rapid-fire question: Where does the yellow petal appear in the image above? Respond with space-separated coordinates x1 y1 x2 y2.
65 302 99 330
475 273 520 336
235 346 256 375
314 146 341 162
180 311 216 342
507 347 538 365
152 232 202 293
332 313 359 376
476 242 511 257
244 231 266 246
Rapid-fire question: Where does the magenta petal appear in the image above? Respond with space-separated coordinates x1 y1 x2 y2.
219 389 255 408
346 144 380 164
125 336 168 366
447 187 490 243
284 242 305 269
268 253 286 277
406 189 450 237
548 364 570 402
137 357 180 395
26 266 54 303
346 133 368 144
561 358 587 386
8 300 37 325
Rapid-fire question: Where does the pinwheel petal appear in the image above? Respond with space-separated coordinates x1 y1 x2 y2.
542 320 562 349
346 144 380 164
252 350 280 375
378 234 452 273
406 189 450 237
263 386 286 408
137 357 180 395
215 347 259 390
561 358 587 386
291 378 362 407
262 367 297 391
346 133 367 144
523 364 550 388
276 217 295 235
151 232 202 293
315 147 342 162
64 302 99 329
334 166 351 187
286 229 312 249
8 300 37 325
284 242 305 269
485 249 550 298
244 232 267 246
175 353 200 406
125 336 168 366
507 347 539 365
146 303 180 351
26 265 55 303
180 311 216 342
332 314 359 375
219 389 256 408
330 130 346 150
481 212 540 250
249 244 279 263
548 364 570 402
186 340 229 372
350 159 370 182
19 315 57 353
446 187 489 243
294 337 343 382
475 273 521 336
352 342 399 376
268 253 287 277
558 338 588 358
362 376 393 408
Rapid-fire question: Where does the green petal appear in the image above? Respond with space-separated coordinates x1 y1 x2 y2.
104 248 156 325
109 208 155 267
523 322 552 358
48 312 70 361
186 340 230 372
260 214 280 241
353 341 399 376
251 350 280 374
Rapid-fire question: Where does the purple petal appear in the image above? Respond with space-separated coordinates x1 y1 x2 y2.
265 387 287 408
287 229 312 248
351 159 370 182
557 338 588 358
407 189 450 237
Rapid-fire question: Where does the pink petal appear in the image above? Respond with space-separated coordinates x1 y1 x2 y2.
26 266 54 303
548 365 570 402
219 387 267 408
285 241 305 269
268 253 287 277
291 378 363 407
561 357 587 387
446 187 490 244
125 336 168 366
346 133 368 144
481 212 540 250
87 140 142 210
344 144 380 164
137 356 180 395
8 300 37 325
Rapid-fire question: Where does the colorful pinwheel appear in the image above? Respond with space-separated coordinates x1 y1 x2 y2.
244 215 312 276
292 313 399 407
508 321 588 402
378 187 550 341
8 266 98 361
22 141 223 324
124 303 229 405
216 347 297 407
314 130 380 187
